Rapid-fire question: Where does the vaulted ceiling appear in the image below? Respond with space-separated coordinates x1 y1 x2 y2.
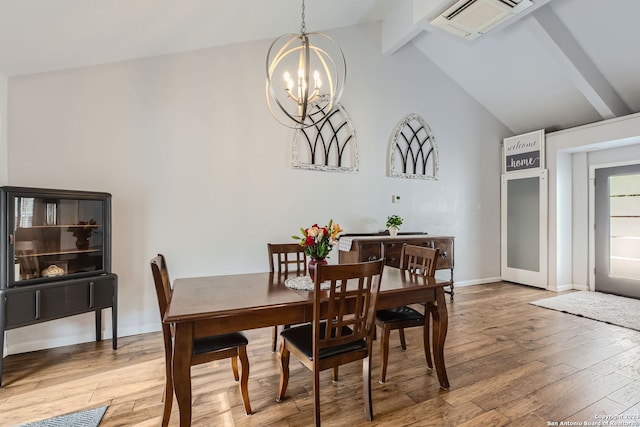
1 0 638 135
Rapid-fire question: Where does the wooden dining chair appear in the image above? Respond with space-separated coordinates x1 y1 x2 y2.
268 243 307 351
150 254 251 425
375 244 440 384
276 259 385 426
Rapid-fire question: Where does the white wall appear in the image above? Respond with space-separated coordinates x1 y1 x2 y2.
5 23 510 354
0 72 7 185
546 112 640 291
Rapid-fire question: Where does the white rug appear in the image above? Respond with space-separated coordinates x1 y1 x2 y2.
530 291 640 332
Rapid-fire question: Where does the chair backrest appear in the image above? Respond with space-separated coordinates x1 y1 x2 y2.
400 244 440 277
312 260 385 354
268 243 307 274
150 254 172 319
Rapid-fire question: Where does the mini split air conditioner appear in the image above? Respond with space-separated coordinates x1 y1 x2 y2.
431 0 533 40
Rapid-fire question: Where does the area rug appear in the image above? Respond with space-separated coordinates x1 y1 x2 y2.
17 405 108 427
530 291 640 332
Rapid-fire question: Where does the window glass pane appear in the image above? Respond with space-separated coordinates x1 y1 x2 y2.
507 177 540 271
609 174 640 280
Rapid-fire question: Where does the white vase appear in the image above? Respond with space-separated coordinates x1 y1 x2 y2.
389 227 398 237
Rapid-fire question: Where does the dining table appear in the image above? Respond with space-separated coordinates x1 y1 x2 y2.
164 266 450 426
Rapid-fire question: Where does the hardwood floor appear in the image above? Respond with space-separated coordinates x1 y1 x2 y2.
1 282 640 426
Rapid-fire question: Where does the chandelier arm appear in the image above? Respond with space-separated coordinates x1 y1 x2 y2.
265 81 308 128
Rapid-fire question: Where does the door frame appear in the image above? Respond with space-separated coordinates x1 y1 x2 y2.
500 169 548 288
588 160 640 291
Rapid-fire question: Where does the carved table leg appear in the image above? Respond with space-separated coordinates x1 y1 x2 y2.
432 288 450 389
173 322 194 427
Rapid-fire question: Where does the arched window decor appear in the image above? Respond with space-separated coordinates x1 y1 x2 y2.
387 113 439 180
292 96 358 173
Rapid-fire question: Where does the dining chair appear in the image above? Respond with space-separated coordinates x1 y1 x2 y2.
276 259 385 426
267 243 307 351
150 254 251 425
375 244 440 384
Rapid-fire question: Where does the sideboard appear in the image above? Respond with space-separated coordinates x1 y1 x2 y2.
338 233 455 299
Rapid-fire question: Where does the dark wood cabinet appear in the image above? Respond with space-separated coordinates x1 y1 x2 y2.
0 187 117 386
338 234 454 297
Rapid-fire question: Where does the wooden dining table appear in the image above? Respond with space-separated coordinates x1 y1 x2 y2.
164 267 450 426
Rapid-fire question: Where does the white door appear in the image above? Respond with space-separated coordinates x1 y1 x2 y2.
594 164 640 298
501 169 548 288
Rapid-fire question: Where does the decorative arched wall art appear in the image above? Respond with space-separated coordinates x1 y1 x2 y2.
387 113 439 180
292 96 358 173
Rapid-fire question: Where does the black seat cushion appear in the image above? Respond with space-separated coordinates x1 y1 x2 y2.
376 305 424 323
281 322 366 361
193 332 248 355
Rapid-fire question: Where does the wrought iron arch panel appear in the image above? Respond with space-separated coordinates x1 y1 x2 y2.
387 113 439 180
292 96 358 173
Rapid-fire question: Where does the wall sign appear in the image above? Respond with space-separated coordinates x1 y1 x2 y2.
503 129 545 173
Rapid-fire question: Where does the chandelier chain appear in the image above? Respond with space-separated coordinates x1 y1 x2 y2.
300 0 306 34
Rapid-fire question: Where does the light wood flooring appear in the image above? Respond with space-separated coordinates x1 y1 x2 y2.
1 282 640 426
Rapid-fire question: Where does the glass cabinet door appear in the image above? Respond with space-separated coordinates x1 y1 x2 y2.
11 193 106 284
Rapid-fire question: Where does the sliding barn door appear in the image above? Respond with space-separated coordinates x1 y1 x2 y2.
501 169 548 288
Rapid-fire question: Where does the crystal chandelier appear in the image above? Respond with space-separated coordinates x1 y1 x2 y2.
266 0 346 128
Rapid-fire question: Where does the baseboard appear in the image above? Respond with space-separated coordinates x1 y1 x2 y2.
556 284 589 292
454 277 502 287
4 323 161 357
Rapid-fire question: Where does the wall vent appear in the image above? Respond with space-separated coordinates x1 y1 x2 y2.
431 0 533 40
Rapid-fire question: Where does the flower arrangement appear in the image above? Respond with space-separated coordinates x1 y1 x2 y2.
292 220 343 260
386 215 403 229
67 219 98 240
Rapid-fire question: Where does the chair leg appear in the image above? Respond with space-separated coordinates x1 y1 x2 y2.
272 325 278 352
161 352 173 427
379 325 391 384
276 342 290 402
399 327 407 350
238 345 252 415
332 366 339 382
363 354 373 421
313 365 321 427
231 355 240 381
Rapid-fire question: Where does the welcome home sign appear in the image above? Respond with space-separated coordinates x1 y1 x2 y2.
503 129 545 173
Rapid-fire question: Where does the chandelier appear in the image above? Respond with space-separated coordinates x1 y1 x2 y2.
266 0 346 128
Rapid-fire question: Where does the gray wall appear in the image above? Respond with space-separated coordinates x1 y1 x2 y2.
1 73 7 185
5 23 510 354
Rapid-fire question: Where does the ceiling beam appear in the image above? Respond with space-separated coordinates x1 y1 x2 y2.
382 0 446 55
530 6 630 119
382 0 422 56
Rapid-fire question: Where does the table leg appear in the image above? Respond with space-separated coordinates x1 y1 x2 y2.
173 322 194 427
431 288 450 389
